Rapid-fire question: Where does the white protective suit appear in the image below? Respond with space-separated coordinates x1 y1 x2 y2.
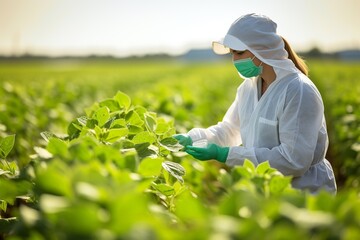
187 13 337 193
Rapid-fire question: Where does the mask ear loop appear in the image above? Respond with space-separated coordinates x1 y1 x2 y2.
251 56 263 67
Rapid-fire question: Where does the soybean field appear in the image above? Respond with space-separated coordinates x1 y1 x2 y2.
0 59 359 239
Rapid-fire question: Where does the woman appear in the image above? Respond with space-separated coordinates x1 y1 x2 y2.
175 13 336 193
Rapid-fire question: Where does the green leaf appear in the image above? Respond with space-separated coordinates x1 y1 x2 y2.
174 190 207 221
162 161 185 176
162 161 185 183
68 136 98 162
94 125 102 139
76 116 97 129
134 143 157 159
231 166 252 180
67 120 81 140
256 161 271 175
105 128 129 143
118 139 135 149
94 107 110 127
47 138 69 159
243 159 256 173
126 110 144 126
152 183 175 196
77 116 88 126
0 160 18 176
0 134 15 159
137 157 163 177
109 192 152 233
114 91 131 111
0 179 31 204
40 131 56 143
103 116 116 129
159 137 183 152
99 98 120 112
133 105 147 116
86 119 97 129
144 113 157 132
269 175 292 194
110 119 126 128
132 131 156 145
155 119 172 135
127 125 143 134
35 163 72 197
121 149 138 172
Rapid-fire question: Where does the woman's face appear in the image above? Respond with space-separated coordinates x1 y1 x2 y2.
231 49 250 61
231 49 262 66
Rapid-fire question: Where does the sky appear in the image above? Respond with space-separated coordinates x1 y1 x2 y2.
0 0 359 57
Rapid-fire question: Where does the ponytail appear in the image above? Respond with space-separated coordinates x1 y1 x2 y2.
282 37 309 76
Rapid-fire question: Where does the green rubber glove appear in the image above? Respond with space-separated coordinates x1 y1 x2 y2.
173 134 193 147
185 143 229 163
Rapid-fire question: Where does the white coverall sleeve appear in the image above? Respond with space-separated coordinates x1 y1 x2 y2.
227 80 325 177
187 91 242 147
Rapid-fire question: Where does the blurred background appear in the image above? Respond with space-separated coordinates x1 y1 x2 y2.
1 0 359 58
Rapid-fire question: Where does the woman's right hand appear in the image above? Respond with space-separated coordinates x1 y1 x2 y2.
173 134 193 147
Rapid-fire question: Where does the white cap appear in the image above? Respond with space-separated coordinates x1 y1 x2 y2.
212 35 247 54
212 13 299 74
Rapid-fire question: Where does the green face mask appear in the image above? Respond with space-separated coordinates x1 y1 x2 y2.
234 56 263 78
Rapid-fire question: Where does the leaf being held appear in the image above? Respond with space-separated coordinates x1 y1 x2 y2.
159 137 183 152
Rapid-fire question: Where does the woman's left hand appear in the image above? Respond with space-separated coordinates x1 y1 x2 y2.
185 144 229 163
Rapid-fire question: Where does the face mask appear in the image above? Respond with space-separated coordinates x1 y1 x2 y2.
233 56 263 78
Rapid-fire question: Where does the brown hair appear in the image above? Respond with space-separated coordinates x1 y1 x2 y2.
282 37 309 76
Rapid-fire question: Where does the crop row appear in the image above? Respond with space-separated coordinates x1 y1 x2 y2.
1 90 359 239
